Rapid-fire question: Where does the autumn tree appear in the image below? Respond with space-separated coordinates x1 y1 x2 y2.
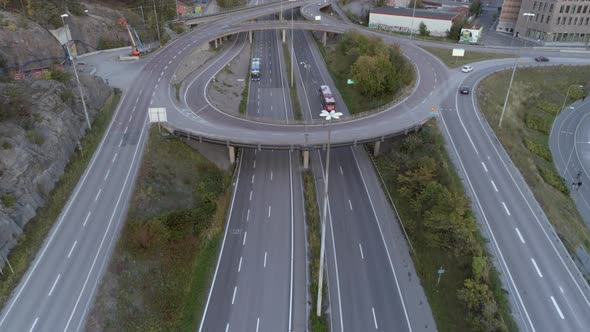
419 22 430 37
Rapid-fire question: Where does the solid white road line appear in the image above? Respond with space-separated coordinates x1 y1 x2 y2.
83 211 92 227
359 243 364 260
559 286 565 294
481 161 488 172
264 251 267 268
164 65 168 70
256 317 260 332
94 188 102 202
238 256 242 273
268 205 271 218
104 169 111 181
243 231 247 246
531 258 543 278
502 202 511 216
225 323 229 332
252 174 255 184
339 165 343 175
550 296 565 319
231 286 237 305
67 240 78 259
372 307 379 330
119 138 123 147
160 71 164 76
491 180 498 192
48 274 61 297
124 126 129 134
515 228 526 244
28 317 38 332
348 200 353 211
157 77 161 83
253 160 256 169
270 170 273 181
112 153 118 163
250 190 253 201
247 209 250 221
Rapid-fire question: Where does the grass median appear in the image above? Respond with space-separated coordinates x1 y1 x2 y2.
477 65 590 253
303 171 329 332
374 121 517 332
421 46 516 68
0 91 121 309
283 44 303 121
87 128 232 331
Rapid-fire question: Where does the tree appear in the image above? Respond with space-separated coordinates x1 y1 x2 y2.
350 54 396 97
458 279 507 331
408 0 424 9
447 19 466 41
419 22 430 37
469 0 483 18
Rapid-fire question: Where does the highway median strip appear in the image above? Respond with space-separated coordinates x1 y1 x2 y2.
282 44 303 121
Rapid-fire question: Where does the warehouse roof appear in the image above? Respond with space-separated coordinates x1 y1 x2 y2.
370 7 459 21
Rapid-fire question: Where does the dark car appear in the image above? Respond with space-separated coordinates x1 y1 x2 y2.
459 86 470 94
535 56 549 62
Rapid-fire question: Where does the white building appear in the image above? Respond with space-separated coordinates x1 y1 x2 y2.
368 7 459 36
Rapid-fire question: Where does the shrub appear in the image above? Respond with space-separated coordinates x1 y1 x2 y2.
536 101 560 115
26 130 44 145
1 140 12 149
170 22 185 34
49 70 71 83
524 113 550 134
60 89 74 103
419 22 430 37
1 193 16 208
524 138 552 161
538 166 569 194
97 37 128 50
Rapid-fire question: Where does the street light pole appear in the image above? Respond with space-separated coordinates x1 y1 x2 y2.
498 12 534 128
316 109 342 317
291 7 294 87
409 0 418 39
61 14 92 130
559 85 584 116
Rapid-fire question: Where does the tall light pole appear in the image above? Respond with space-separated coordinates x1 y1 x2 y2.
291 5 294 87
316 109 342 317
61 14 92 130
559 85 584 116
498 12 534 128
409 0 418 39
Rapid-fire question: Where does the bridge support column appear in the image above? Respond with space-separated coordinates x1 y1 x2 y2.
249 30 253 44
214 39 218 48
219 37 223 45
228 146 236 164
303 150 309 169
282 29 286 43
373 141 381 157
323 31 327 47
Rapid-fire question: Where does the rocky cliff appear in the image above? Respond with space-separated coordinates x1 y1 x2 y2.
0 72 111 267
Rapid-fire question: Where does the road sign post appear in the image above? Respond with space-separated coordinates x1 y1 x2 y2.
437 266 445 286
148 107 167 133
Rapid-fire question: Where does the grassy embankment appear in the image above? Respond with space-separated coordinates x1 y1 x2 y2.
303 172 329 332
421 46 517 68
283 44 303 120
88 128 232 331
0 91 121 308
374 122 517 331
477 66 590 252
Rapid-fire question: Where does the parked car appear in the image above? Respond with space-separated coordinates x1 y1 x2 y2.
535 56 549 62
459 86 470 94
461 65 474 73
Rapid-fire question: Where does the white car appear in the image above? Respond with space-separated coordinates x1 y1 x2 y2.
461 65 474 73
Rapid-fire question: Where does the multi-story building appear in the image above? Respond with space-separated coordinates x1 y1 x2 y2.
497 0 523 33
498 0 590 46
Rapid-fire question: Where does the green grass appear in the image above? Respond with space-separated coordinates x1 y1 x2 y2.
1 193 15 208
87 128 232 331
0 91 120 309
374 122 517 332
303 171 329 332
421 46 516 68
173 81 183 102
283 44 303 121
477 65 590 251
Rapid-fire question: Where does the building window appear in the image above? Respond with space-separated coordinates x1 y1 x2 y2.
544 3 548 11
541 14 544 22
547 15 551 23
560 5 564 13
574 17 578 25
586 17 589 25
533 1 537 10
584 5 588 13
578 5 582 13
569 17 573 24
557 16 561 24
550 4 554 12
536 14 539 21
566 5 570 13
581 16 584 24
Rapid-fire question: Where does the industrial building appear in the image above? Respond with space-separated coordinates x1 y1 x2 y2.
368 7 459 37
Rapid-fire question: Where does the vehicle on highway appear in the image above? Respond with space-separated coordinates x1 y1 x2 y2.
461 65 474 73
459 86 470 94
535 56 550 62
251 58 261 81
319 85 336 111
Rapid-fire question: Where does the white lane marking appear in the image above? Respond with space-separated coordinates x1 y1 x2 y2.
251 174 255 184
247 209 250 221
119 138 123 147
559 286 565 294
94 188 102 202
129 114 133 122
173 55 177 59
339 165 343 175
243 231 247 246
256 318 260 332
67 240 78 259
264 251 267 268
270 170 273 181
48 274 61 296
515 228 526 244
238 256 242 272
481 162 488 172
29 317 39 332
372 307 379 329
531 258 543 278
502 202 511 216
225 323 229 332
164 65 168 70
124 126 129 134
168 60 172 65
231 286 237 305
249 190 253 201
160 71 164 76
83 211 92 227
550 296 565 319
270 91 272 97
253 160 256 169
268 205 271 218
152 91 155 97
112 153 118 163
491 180 498 192
359 243 364 260
348 200 353 211
104 168 111 181
150 100 153 106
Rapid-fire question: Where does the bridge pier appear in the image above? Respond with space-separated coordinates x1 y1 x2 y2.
228 146 236 164
249 30 253 44
214 38 218 48
282 29 286 43
303 150 309 169
373 141 381 157
219 37 223 45
323 31 327 47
